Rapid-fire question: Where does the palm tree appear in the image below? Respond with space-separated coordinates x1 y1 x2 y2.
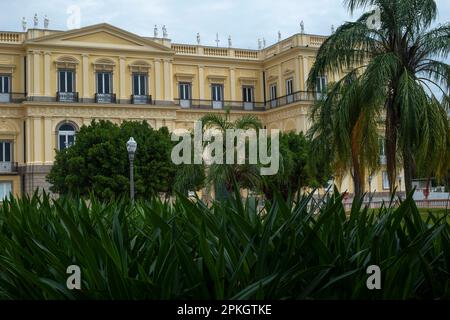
200 110 263 199
308 73 380 200
308 0 450 194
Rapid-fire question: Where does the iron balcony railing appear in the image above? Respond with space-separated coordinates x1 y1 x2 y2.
267 90 319 108
175 90 321 111
175 99 266 111
0 161 18 173
95 93 117 104
131 94 153 105
56 92 79 103
0 92 27 103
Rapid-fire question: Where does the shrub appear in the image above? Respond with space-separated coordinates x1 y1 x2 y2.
0 189 448 299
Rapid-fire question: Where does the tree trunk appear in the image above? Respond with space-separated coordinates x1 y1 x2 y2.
402 146 414 195
385 97 398 194
351 126 364 200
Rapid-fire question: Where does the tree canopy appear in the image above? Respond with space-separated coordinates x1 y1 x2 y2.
47 120 203 200
308 0 450 195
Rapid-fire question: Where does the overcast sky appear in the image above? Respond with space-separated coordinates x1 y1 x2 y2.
1 0 449 49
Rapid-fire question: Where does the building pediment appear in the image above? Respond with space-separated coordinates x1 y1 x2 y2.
25 23 173 54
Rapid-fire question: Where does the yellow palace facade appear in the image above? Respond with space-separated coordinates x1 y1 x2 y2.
0 23 401 199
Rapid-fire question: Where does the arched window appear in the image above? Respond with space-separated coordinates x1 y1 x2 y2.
58 123 76 150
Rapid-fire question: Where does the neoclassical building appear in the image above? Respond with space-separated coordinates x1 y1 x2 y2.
0 23 400 199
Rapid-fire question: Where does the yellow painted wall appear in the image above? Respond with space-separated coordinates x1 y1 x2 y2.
0 175 20 199
0 24 396 196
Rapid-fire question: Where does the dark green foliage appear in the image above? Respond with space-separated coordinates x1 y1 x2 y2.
0 190 448 299
308 0 450 194
261 131 332 200
46 120 204 200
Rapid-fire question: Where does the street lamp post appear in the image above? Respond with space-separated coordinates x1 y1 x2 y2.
126 137 137 202
398 175 402 198
368 175 373 193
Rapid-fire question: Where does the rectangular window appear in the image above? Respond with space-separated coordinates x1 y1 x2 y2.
242 86 254 102
269 83 277 107
97 72 112 94
382 171 390 190
0 75 11 93
316 76 327 93
0 181 12 200
179 83 191 100
133 74 147 96
286 78 293 95
211 84 223 101
269 84 277 100
58 70 74 93
379 138 386 156
0 141 11 162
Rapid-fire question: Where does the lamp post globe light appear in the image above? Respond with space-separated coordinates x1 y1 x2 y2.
126 137 137 202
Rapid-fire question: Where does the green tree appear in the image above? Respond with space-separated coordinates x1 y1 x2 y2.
308 75 381 199
261 131 332 200
308 0 450 194
47 120 182 201
199 110 263 199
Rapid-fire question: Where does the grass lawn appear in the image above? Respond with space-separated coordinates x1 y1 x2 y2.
418 208 450 223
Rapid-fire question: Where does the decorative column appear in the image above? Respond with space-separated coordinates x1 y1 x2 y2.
26 118 32 163
278 64 283 96
26 51 33 96
198 65 205 100
229 67 236 101
44 118 53 164
119 56 126 102
44 51 51 97
82 54 89 100
303 56 309 90
33 51 41 97
33 118 42 164
163 59 171 101
169 62 174 101
295 56 301 91
154 59 162 101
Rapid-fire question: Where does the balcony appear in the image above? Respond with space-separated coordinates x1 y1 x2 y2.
56 92 79 103
95 93 116 104
267 90 317 108
131 94 153 105
0 162 18 173
0 92 27 103
175 99 266 111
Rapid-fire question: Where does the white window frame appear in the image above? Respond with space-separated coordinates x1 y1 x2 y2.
179 82 191 100
0 75 11 93
316 76 327 93
132 73 148 96
0 141 12 162
382 171 390 190
286 78 293 95
211 84 223 101
58 70 75 93
269 83 277 107
242 86 254 103
0 181 12 201
58 124 76 150
96 72 112 94
269 83 277 100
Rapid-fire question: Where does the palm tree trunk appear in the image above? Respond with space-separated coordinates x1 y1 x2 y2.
351 153 364 200
402 146 414 195
385 97 398 194
351 125 364 200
